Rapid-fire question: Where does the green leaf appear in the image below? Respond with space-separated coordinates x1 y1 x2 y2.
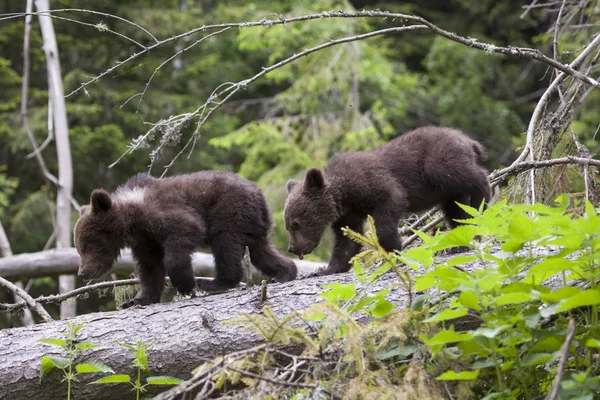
446 255 477 268
508 213 536 242
44 356 70 369
424 307 468 323
72 322 85 335
530 336 564 352
76 363 114 374
39 338 67 348
75 342 101 350
521 352 558 367
437 370 480 380
399 246 433 270
375 345 416 360
537 287 580 303
421 328 473 346
494 292 534 306
458 290 480 310
456 202 479 217
369 298 394 318
553 289 600 314
352 259 366 283
411 293 429 311
146 376 184 385
40 356 56 381
471 325 510 338
92 374 131 384
439 225 477 248
320 282 356 304
585 338 600 349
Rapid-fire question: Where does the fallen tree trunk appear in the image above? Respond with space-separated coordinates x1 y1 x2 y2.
0 248 322 280
0 271 409 400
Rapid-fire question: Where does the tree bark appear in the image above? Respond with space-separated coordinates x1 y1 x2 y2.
0 248 322 280
35 0 76 319
0 271 406 400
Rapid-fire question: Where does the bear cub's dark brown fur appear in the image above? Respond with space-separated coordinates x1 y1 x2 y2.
75 171 297 308
284 126 491 275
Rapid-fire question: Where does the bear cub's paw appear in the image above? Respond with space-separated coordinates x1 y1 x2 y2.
120 297 154 309
169 270 197 296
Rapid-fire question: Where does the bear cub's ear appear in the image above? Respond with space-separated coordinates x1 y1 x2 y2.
304 168 325 190
91 189 112 213
286 179 300 194
79 205 90 216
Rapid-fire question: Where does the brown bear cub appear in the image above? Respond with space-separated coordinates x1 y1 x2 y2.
75 171 297 308
284 126 491 275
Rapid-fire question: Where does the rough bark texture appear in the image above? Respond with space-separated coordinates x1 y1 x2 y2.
0 248 322 280
36 0 76 319
0 271 407 400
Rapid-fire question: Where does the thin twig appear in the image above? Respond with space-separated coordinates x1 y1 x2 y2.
149 25 428 172
61 9 600 99
521 0 541 18
222 364 317 389
0 278 139 312
0 8 158 42
545 318 576 400
132 27 231 115
0 276 53 322
402 216 445 248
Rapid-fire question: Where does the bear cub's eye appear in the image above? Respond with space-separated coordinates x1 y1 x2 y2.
291 221 301 230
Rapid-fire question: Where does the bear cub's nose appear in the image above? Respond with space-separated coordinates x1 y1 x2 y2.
77 269 88 279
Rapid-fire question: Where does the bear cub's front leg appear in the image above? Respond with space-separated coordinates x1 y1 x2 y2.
164 250 197 296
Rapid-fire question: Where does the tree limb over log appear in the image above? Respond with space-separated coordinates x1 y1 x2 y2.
0 271 407 400
0 247 322 280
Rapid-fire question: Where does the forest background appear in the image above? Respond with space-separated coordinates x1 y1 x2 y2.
0 0 598 323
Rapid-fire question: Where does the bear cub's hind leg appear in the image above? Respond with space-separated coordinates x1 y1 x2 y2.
197 233 245 292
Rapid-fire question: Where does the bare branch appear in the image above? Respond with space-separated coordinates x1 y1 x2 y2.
0 278 139 312
149 25 428 172
0 8 158 42
546 319 576 400
63 10 600 101
131 27 232 115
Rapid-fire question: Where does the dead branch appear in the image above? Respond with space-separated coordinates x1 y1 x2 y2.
0 276 53 322
545 318 576 400
490 156 600 184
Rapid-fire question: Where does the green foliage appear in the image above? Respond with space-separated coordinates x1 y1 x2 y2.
196 198 600 399
0 166 18 218
39 321 112 400
93 340 182 400
40 322 181 399
2 0 594 322
404 196 599 399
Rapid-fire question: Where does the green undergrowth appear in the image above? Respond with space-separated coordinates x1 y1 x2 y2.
195 196 600 400
39 322 181 399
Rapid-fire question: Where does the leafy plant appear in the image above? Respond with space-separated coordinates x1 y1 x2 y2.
39 321 112 400
93 340 182 400
189 196 599 399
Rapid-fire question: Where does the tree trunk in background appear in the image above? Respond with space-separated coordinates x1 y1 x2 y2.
0 221 34 326
35 0 76 319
